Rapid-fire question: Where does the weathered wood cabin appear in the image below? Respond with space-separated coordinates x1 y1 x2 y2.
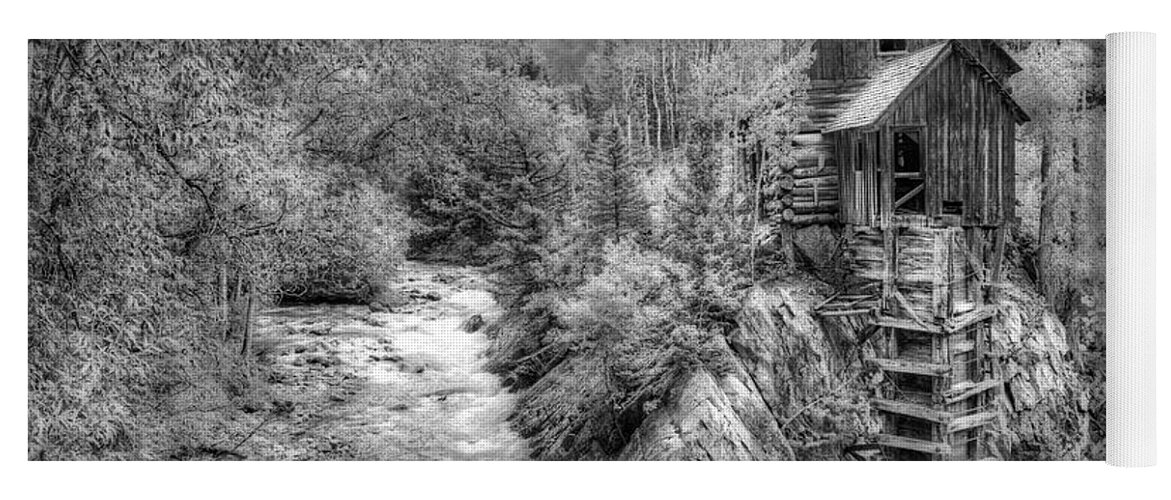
795 39 1030 461
787 39 1027 228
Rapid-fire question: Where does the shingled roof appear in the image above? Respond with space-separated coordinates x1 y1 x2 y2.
822 40 1029 133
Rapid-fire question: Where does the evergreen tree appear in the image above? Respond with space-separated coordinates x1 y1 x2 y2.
583 128 651 244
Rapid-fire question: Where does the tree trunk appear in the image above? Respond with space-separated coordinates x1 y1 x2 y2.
613 162 621 242
218 265 228 339
778 224 796 269
240 292 254 357
624 74 633 145
651 69 662 151
662 42 675 149
642 73 651 147
750 149 765 282
233 273 244 337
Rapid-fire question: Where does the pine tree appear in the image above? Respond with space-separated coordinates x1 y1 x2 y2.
583 128 651 244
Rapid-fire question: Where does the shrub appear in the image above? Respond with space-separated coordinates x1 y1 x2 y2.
272 180 413 304
492 240 733 458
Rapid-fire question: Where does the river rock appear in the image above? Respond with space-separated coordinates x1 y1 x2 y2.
285 321 335 336
405 289 442 301
398 363 426 374
369 353 403 363
461 314 485 332
300 353 342 367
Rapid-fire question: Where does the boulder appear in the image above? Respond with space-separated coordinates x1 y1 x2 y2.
461 314 485 332
368 287 409 308
405 289 442 301
299 353 342 368
369 354 403 363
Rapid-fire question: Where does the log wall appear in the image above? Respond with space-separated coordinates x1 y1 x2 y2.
781 132 841 226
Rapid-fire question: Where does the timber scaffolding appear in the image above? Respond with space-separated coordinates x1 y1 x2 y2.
815 225 1005 460
784 40 1028 460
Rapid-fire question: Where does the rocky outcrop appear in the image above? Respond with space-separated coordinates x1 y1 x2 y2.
620 366 788 460
723 277 878 459
987 272 1091 459
494 270 1089 460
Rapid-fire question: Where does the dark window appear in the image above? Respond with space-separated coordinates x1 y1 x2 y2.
894 131 921 174
878 39 908 54
893 130 925 214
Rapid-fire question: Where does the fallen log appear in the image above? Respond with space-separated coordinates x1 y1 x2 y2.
792 200 839 210
793 193 840 203
777 175 796 191
791 213 837 226
794 174 838 186
793 166 838 178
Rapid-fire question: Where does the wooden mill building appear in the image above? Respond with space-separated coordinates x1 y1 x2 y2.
784 39 1030 460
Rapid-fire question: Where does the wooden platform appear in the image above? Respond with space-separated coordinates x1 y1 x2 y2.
812 291 881 317
947 411 998 433
875 434 952 456
943 379 1002 404
866 356 952 377
871 399 951 423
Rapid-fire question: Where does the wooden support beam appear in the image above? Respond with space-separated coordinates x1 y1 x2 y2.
958 232 988 282
944 378 1003 404
816 308 875 317
873 315 945 334
894 182 925 209
872 399 951 423
867 356 952 377
892 288 930 329
944 306 998 333
791 213 838 226
947 411 998 433
813 292 840 311
882 227 895 310
990 227 1006 302
950 339 976 355
876 434 952 456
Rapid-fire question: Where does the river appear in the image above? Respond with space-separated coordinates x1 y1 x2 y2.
251 261 528 460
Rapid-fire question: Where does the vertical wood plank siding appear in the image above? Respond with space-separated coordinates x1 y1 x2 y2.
832 48 1019 227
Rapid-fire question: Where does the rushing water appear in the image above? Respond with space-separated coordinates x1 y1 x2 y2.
254 262 528 460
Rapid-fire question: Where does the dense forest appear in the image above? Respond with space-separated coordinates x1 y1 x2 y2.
27 39 1105 460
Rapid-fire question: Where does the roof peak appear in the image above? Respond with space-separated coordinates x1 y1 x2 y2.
822 40 1028 133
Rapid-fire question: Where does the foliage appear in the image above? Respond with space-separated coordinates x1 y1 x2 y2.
1008 39 1106 458
394 42 586 267
272 179 413 303
27 40 411 458
1010 40 1107 315
29 38 1101 461
492 241 731 458
581 128 652 244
